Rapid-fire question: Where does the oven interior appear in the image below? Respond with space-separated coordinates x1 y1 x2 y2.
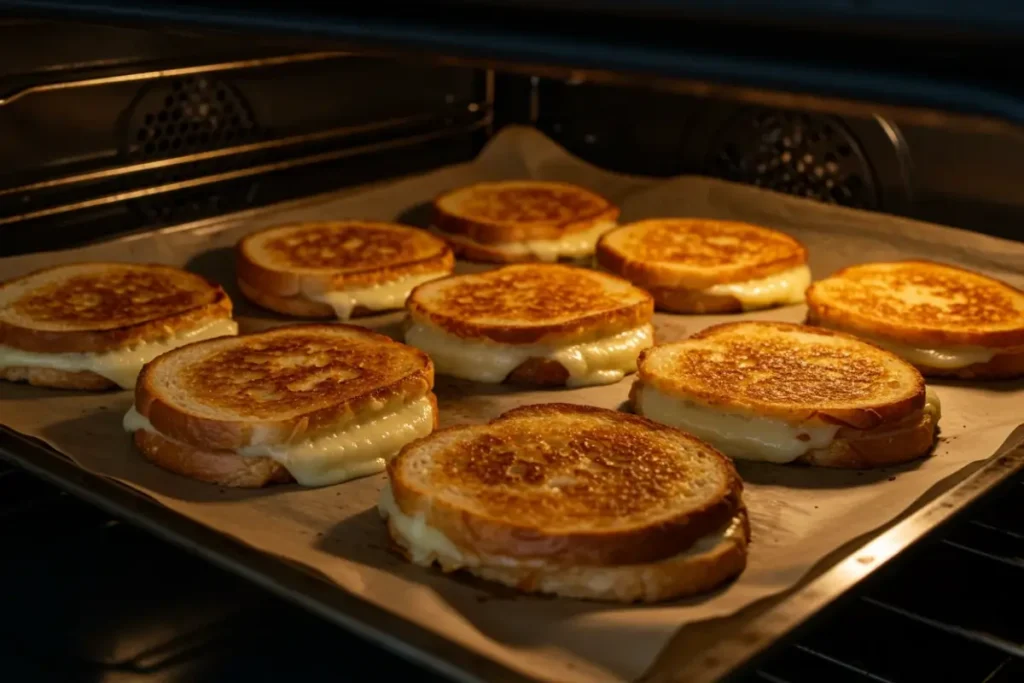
1 16 1023 683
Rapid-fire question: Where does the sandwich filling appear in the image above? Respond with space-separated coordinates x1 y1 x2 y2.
699 264 811 310
379 483 745 576
0 318 238 389
300 271 449 320
123 396 435 486
816 324 1000 370
404 321 654 387
636 384 941 464
433 220 617 262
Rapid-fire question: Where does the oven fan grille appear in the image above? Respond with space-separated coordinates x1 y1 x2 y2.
120 75 263 224
707 110 878 210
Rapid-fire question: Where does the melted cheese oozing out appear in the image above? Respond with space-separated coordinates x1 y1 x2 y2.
0 318 238 389
702 264 811 311
303 271 449 320
842 329 997 370
124 396 435 487
638 384 941 464
379 483 745 576
433 221 616 262
405 321 654 387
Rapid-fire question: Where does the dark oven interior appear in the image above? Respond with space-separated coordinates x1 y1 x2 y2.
1 17 1023 683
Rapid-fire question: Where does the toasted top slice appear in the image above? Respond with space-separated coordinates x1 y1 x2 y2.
596 218 807 289
237 220 454 297
807 260 1024 348
388 403 743 566
433 180 619 244
406 263 654 344
638 321 925 429
0 262 231 354
136 324 433 451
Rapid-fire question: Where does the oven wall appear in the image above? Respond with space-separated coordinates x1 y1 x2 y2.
2 20 1022 258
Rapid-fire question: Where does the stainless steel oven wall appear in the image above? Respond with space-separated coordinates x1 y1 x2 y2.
507 75 1024 243
0 20 492 256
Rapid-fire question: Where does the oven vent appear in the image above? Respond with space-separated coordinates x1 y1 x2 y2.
706 109 878 210
124 75 261 161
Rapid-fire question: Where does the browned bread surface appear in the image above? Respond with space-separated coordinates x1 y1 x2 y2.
407 263 653 344
0 366 116 390
637 321 926 428
387 403 745 567
134 429 294 488
645 285 744 314
236 278 379 319
433 180 618 244
596 219 807 289
387 508 749 603
798 405 939 468
0 262 232 354
135 392 440 488
237 220 454 298
136 324 434 451
806 260 1024 348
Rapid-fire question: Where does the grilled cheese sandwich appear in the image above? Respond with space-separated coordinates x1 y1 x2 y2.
431 180 619 263
123 324 437 488
597 218 810 313
633 321 940 468
237 220 454 320
381 403 749 602
404 263 654 387
807 261 1024 379
0 262 237 390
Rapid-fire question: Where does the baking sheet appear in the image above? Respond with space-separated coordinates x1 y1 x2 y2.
1 126 1022 683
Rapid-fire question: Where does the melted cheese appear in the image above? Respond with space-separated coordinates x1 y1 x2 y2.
637 384 941 464
702 264 811 310
845 330 997 370
379 482 746 579
0 318 238 389
433 220 616 262
303 271 449 320
124 396 435 487
405 321 653 387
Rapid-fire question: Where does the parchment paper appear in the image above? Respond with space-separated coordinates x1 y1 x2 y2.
1 127 1022 683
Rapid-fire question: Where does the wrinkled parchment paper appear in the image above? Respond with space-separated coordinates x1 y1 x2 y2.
1 127 1022 683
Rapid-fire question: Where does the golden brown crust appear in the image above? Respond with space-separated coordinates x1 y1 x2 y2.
637 321 926 429
388 403 745 567
433 180 618 244
596 219 807 289
798 405 939 468
407 264 653 345
0 263 233 354
236 278 378 319
136 324 434 451
440 235 589 264
236 221 454 298
806 260 1024 349
388 508 749 603
134 429 294 488
0 366 116 390
645 285 744 314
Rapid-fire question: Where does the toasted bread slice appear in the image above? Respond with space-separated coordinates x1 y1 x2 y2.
632 322 939 468
405 264 654 386
127 324 437 487
237 220 454 319
407 263 652 344
382 403 748 602
806 261 1024 378
0 262 235 390
596 219 809 313
432 180 619 262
